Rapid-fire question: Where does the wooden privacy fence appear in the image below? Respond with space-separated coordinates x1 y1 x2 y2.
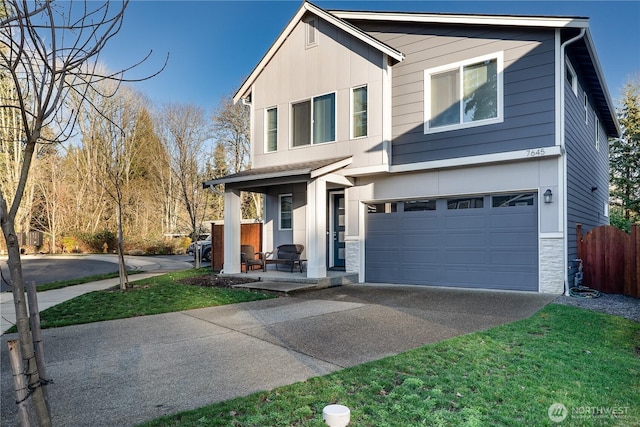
577 223 639 298
210 222 263 271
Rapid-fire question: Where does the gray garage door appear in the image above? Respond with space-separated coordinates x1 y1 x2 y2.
365 193 538 291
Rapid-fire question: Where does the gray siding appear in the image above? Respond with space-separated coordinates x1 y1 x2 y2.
355 22 557 164
565 53 610 266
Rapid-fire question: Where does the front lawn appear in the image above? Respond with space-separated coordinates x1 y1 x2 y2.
140 304 640 427
19 269 275 330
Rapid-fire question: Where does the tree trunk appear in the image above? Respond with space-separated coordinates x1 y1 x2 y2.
1 195 52 427
26 281 51 412
116 204 129 290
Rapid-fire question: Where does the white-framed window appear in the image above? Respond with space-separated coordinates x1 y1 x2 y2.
306 17 317 48
265 107 277 153
595 116 600 152
566 60 577 96
279 194 292 230
584 93 589 125
351 85 368 139
291 92 336 147
424 51 504 133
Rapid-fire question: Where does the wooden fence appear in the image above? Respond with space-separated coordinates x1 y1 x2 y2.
577 223 639 298
210 222 263 271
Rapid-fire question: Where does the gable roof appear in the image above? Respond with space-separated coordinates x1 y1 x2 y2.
233 1 404 104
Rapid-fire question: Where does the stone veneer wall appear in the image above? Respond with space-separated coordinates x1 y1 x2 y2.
345 240 360 276
539 237 565 294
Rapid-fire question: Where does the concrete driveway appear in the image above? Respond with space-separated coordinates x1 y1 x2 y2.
0 284 555 426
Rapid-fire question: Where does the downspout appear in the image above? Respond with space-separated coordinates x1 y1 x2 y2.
560 28 586 296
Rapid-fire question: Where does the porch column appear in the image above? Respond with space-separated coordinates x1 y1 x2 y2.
223 188 241 274
306 178 327 278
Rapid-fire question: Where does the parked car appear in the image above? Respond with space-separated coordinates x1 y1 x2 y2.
200 241 212 262
186 235 210 257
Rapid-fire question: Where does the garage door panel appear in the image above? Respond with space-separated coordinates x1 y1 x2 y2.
366 192 538 291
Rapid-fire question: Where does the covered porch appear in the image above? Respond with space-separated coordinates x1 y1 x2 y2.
203 157 353 279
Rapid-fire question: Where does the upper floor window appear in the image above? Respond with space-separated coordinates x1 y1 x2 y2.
306 17 317 48
351 85 368 138
584 93 589 125
424 52 503 133
566 60 577 96
291 93 335 147
265 107 277 153
595 116 600 152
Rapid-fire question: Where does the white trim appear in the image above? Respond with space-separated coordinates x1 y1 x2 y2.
331 10 589 29
310 157 353 178
323 173 354 187
390 146 562 174
278 193 293 231
424 51 504 134
382 54 392 165
350 84 368 140
539 232 564 239
555 31 562 148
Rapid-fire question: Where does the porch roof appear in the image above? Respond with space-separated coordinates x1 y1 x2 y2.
202 156 352 193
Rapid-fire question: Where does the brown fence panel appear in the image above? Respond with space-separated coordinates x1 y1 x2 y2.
210 222 263 271
577 223 639 298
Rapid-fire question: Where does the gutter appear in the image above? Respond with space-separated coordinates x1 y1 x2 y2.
560 28 586 296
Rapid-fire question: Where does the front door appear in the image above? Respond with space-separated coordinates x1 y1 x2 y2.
331 193 345 269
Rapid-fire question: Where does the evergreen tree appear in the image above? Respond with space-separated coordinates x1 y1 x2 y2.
610 78 640 223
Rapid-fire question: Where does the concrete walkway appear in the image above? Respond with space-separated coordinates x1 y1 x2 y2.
1 254 193 333
0 283 556 426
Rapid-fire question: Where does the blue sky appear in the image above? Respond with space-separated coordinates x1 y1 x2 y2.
102 1 640 113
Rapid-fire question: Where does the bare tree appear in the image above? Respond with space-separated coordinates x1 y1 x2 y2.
211 95 262 218
0 1 165 424
156 104 211 240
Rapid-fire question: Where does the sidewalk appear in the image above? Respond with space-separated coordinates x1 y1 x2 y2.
1 273 163 334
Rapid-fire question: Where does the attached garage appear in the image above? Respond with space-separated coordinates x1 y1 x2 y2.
365 193 538 291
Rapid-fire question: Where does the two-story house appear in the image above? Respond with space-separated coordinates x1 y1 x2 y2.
204 2 619 294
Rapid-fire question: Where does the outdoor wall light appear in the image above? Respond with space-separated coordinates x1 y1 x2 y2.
544 189 553 204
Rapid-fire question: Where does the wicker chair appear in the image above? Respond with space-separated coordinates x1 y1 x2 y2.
241 244 265 273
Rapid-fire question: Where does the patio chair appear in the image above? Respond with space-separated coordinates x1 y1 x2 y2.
265 244 305 272
241 244 265 273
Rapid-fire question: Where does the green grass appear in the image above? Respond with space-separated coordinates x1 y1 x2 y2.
139 304 640 427
12 269 275 331
35 270 140 291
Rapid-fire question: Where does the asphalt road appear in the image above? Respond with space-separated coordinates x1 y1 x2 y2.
0 254 195 292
